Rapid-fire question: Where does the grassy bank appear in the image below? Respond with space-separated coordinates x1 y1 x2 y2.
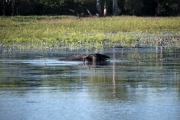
0 16 180 45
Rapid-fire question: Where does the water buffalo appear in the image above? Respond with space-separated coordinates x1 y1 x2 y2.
59 53 110 63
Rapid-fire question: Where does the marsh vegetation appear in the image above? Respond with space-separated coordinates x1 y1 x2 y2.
0 15 180 120
0 16 180 49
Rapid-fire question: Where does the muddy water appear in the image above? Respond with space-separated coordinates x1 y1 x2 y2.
0 46 180 120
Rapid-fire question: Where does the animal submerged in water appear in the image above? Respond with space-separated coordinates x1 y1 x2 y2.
59 53 110 64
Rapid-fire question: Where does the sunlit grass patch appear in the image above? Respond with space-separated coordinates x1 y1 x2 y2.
0 16 180 46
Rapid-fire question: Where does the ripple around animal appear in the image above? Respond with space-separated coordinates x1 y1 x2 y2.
0 59 82 66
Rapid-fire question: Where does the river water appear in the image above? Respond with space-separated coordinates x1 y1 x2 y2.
0 44 180 120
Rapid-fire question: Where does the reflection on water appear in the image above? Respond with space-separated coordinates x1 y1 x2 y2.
0 46 180 120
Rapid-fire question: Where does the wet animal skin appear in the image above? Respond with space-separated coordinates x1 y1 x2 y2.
59 53 110 63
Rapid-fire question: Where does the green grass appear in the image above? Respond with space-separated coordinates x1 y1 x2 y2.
0 15 180 44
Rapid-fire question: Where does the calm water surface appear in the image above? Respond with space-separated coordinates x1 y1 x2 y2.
0 46 180 120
